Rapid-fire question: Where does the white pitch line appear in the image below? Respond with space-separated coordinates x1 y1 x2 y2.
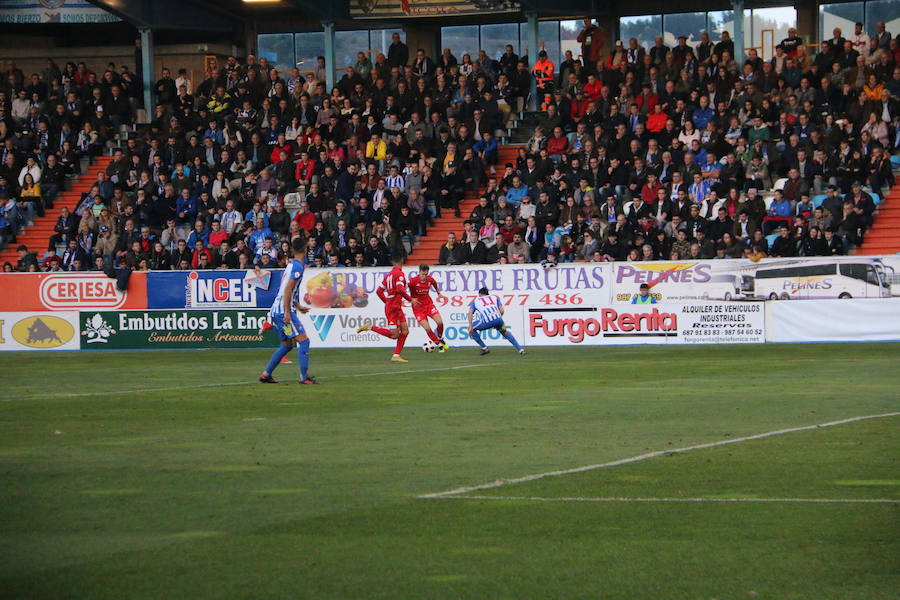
7 362 504 401
418 412 900 499
435 495 899 505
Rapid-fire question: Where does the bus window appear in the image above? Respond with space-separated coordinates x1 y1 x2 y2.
839 263 866 282
865 266 880 288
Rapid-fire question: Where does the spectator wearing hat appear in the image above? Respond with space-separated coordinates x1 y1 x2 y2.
632 283 657 304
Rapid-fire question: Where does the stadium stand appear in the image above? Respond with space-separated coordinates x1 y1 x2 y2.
1 18 899 272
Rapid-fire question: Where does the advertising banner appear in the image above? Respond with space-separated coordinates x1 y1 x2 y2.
611 256 897 303
0 0 120 24
0 272 148 312
767 299 900 343
0 312 80 351
527 303 766 346
78 310 270 350
350 0 516 20
297 264 611 348
148 269 283 310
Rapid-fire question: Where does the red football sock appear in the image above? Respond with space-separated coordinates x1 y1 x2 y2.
371 326 393 338
425 329 441 344
394 333 408 355
436 323 444 339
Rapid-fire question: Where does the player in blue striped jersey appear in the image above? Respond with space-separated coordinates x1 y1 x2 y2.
260 237 317 384
467 286 526 356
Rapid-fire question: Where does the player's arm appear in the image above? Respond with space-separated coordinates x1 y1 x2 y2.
396 281 418 305
430 277 446 300
467 306 475 333
282 278 297 323
497 296 505 316
376 283 387 302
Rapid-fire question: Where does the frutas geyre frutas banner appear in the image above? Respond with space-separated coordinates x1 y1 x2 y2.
79 310 270 349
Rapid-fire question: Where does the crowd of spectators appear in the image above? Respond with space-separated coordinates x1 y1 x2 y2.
2 19 899 272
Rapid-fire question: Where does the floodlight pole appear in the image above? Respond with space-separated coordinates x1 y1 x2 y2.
323 20 336 93
732 0 745 62
139 27 154 117
525 11 539 111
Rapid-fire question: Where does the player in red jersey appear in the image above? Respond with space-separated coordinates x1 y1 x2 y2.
409 264 449 352
357 256 418 362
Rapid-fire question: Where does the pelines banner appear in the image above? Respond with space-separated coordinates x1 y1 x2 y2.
527 303 766 346
611 256 898 304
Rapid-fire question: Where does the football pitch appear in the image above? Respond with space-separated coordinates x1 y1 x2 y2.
1 343 898 599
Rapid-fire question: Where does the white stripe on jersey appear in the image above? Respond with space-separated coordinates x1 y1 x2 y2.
379 270 406 301
269 260 304 318
470 294 503 322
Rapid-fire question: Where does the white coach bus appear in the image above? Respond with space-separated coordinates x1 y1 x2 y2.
753 259 894 300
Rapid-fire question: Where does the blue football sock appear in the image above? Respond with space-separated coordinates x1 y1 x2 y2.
264 344 292 376
296 338 310 380
503 330 523 351
470 329 486 349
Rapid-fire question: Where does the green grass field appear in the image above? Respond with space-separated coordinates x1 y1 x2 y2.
1 343 898 599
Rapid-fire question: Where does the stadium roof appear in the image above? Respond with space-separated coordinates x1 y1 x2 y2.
86 0 610 32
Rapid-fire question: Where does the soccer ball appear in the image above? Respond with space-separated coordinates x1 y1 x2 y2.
422 340 437 353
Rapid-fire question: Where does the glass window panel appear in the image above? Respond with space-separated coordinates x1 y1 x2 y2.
707 10 752 48
257 33 295 73
619 15 662 51
819 2 864 42
335 30 367 73
663 12 707 48
369 29 406 59
865 0 900 42
481 23 520 61
441 25 479 63
519 21 561 69
294 32 324 75
559 19 582 64
751 7 797 60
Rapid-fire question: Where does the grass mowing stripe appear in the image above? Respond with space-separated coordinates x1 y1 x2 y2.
440 495 900 504
419 411 900 499
7 361 508 401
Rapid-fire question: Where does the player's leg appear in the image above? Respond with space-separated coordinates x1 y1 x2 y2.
261 322 296 382
418 315 441 345
470 320 492 354
292 332 317 384
368 324 398 338
259 317 291 363
431 311 448 351
497 323 526 354
392 320 409 362
359 305 400 339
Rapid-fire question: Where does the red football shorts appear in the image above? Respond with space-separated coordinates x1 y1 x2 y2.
385 303 406 327
413 302 439 323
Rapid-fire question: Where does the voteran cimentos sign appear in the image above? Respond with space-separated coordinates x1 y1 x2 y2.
527 303 765 345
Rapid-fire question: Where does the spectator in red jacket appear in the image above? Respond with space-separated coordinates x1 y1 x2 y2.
294 152 315 187
646 103 668 133
292 200 315 234
583 73 603 101
546 127 569 162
